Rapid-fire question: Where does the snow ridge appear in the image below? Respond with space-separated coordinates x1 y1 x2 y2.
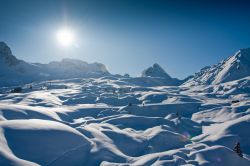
184 48 250 86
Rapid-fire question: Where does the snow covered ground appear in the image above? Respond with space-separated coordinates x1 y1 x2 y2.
0 75 249 166
0 42 250 165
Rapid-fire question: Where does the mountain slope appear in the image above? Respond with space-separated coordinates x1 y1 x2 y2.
0 42 45 86
184 48 250 86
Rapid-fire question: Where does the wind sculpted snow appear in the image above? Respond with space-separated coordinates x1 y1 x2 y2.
0 75 249 166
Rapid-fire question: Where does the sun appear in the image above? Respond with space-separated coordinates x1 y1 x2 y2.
56 28 75 47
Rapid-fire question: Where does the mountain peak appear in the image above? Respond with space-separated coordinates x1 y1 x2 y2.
141 63 171 79
239 48 250 61
140 63 182 85
152 63 161 68
0 42 19 66
0 42 12 56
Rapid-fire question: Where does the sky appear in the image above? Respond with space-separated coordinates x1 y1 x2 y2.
0 0 250 79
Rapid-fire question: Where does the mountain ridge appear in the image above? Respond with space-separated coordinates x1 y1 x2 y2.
1 41 250 87
0 42 110 86
183 47 250 86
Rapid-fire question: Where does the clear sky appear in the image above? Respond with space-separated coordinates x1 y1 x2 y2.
1 0 250 79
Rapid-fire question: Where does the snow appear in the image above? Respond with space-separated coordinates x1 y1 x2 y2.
0 42 109 87
0 43 250 165
141 63 182 85
142 63 172 78
183 48 250 86
0 75 249 165
0 119 92 166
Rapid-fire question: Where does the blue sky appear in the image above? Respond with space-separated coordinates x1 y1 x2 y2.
1 0 250 79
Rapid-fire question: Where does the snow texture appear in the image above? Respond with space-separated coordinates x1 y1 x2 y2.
0 42 250 165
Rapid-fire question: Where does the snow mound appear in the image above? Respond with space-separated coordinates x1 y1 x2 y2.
193 115 250 155
0 119 92 166
145 126 191 153
0 104 62 121
189 145 250 166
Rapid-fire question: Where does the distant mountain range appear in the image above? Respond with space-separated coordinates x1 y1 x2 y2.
0 42 109 86
0 41 249 86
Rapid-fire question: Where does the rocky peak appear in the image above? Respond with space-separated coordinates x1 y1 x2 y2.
0 42 19 66
141 63 171 78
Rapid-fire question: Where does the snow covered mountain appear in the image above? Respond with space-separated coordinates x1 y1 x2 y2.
184 48 250 86
142 63 171 78
48 58 108 73
1 41 250 88
141 63 182 85
38 58 109 79
0 42 45 86
0 42 109 86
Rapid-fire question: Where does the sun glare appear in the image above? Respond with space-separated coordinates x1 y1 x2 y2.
56 28 75 47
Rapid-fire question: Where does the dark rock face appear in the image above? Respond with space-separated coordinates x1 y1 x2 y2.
0 42 19 66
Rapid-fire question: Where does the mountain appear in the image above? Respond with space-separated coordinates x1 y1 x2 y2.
142 63 171 78
183 48 250 86
0 42 44 86
2 41 250 87
39 58 109 79
48 58 108 73
0 41 19 66
141 63 182 85
0 42 109 86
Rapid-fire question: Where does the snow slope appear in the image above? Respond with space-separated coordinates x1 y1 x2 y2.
184 48 250 85
0 75 249 165
0 119 92 166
